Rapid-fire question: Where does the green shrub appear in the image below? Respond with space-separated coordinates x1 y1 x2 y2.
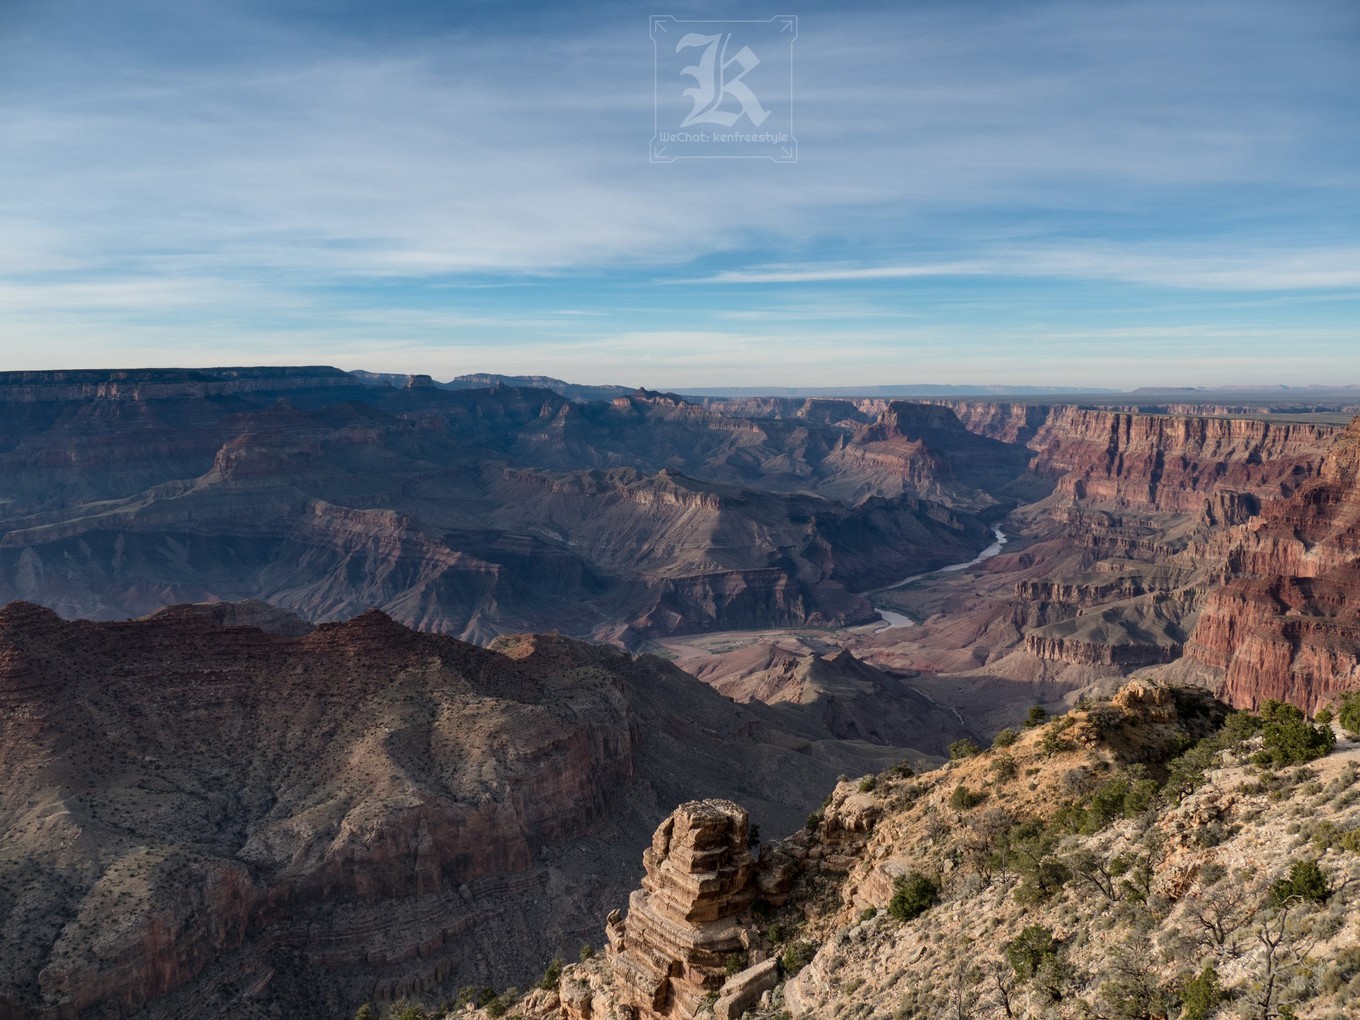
1164 711 1260 797
949 739 982 760
858 776 878 793
805 811 823 831
1164 741 1221 799
1024 705 1048 728
1178 964 1222 1020
992 727 1018 748
888 871 939 922
1199 860 1227 885
1314 706 1334 725
1322 944 1360 994
724 953 746 976
1269 858 1330 907
454 987 497 1009
1255 700 1335 766
780 941 816 975
578 943 595 962
990 755 1019 781
354 1006 378 1020
950 784 985 810
1005 925 1059 981
537 958 563 990
1015 856 1071 904
389 1003 427 1020
994 818 1069 902
1221 709 1264 744
1041 727 1075 757
1060 768 1160 833
484 988 519 1019
1339 691 1360 737
1307 819 1343 852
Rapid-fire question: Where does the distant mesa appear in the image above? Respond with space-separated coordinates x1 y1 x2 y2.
349 368 635 402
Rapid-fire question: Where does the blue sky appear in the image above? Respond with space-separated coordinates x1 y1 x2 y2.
0 0 1357 388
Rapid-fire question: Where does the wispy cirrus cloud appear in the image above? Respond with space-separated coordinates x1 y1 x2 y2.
0 0 1356 384
685 245 1360 291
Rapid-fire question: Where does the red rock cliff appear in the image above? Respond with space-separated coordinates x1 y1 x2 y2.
1186 418 1360 712
1028 407 1335 513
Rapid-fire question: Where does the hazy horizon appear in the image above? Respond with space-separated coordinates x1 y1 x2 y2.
1 0 1357 386
8 364 1360 400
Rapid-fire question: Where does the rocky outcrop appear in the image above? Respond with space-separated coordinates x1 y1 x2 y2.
1011 568 1191 631
0 603 637 1018
986 409 1344 679
694 396 887 427
604 801 795 1020
1186 418 1360 712
630 568 824 636
712 959 779 1020
765 684 1357 1020
1021 589 1198 667
926 400 1052 445
823 402 1039 509
682 644 973 755
1027 407 1337 513
1024 632 1182 667
1013 571 1185 613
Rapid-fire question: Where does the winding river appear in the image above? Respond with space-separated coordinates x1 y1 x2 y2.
871 526 1008 630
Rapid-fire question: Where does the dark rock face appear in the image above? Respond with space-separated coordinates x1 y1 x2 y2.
0 603 920 1020
0 370 1017 645
686 645 970 755
927 400 1052 445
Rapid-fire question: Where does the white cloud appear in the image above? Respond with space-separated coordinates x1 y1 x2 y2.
684 245 1360 291
0 0 1356 384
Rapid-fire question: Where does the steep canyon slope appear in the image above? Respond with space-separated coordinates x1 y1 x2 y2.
1186 418 1360 712
513 682 1360 1020
0 600 974 1020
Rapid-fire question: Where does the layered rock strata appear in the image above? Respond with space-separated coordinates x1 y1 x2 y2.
604 801 794 1020
1004 410 1346 677
1187 418 1360 711
1027 407 1333 513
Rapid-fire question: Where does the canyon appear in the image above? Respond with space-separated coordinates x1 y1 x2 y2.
661 399 1360 734
0 369 1006 644
0 600 973 1020
6 373 1360 755
3 368 1360 1018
